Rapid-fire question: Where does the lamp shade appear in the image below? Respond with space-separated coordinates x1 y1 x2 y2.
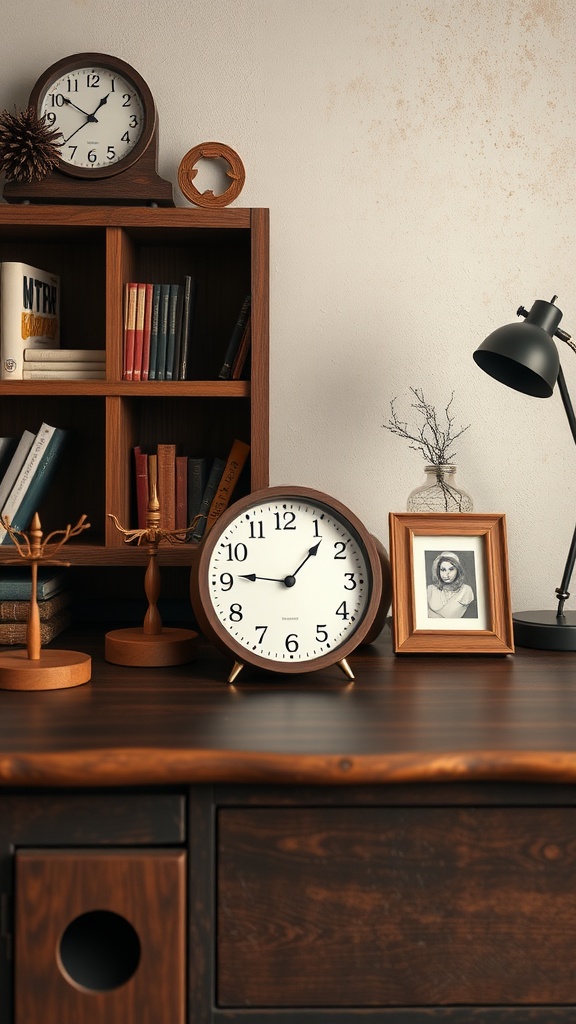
473 298 562 398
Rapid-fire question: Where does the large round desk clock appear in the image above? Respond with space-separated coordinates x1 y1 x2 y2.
3 53 173 205
190 486 390 683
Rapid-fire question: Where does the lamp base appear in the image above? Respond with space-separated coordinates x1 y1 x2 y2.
513 610 576 650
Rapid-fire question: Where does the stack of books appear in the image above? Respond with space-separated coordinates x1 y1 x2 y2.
0 422 68 544
134 438 250 540
123 276 196 381
22 348 105 380
0 261 60 380
0 567 71 645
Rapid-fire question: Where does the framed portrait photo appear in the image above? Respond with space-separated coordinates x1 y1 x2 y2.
388 512 514 654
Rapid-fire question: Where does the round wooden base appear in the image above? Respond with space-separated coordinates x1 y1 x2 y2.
0 649 92 690
105 627 199 667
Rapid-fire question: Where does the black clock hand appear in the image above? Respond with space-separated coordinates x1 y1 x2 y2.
63 118 93 144
239 573 285 583
88 93 110 120
61 97 92 117
290 541 322 578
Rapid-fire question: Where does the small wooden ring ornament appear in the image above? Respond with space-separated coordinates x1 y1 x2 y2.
178 142 245 208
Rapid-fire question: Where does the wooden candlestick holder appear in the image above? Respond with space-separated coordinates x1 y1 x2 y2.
0 512 91 690
105 489 198 667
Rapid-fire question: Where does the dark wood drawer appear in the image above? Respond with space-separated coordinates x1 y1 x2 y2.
217 806 576 1007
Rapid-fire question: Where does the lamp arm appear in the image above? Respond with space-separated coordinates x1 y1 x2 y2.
554 363 576 616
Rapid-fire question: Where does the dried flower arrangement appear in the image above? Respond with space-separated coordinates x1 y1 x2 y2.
0 107 62 183
384 387 470 466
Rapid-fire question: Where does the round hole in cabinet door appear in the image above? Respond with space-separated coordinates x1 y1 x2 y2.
58 910 141 992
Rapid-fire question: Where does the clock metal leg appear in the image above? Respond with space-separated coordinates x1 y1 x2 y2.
228 661 245 684
338 658 355 681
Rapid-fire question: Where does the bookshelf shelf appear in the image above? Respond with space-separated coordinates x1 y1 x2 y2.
0 206 269 587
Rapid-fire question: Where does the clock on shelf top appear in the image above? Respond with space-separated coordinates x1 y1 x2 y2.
2 52 174 206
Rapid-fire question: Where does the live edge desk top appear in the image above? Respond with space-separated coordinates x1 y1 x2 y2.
0 624 574 790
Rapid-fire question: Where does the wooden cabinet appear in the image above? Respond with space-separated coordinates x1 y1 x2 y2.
0 206 269 569
2 633 576 1022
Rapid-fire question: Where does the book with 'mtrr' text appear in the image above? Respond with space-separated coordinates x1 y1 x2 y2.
0 262 60 380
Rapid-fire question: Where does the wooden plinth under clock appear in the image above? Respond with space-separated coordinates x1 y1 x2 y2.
105 627 198 667
0 649 91 691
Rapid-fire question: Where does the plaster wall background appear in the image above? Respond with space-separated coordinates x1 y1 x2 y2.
0 0 573 615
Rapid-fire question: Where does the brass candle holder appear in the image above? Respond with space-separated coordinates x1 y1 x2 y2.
105 484 198 667
0 511 91 690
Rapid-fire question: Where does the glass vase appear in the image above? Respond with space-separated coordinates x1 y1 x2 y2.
406 464 473 513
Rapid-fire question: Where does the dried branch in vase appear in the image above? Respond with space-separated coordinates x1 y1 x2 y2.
383 387 470 467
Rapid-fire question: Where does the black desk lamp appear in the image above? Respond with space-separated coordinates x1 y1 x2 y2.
473 296 576 650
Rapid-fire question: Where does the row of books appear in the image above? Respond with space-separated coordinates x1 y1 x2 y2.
0 423 68 545
134 438 250 542
123 277 196 382
0 568 71 645
22 347 105 380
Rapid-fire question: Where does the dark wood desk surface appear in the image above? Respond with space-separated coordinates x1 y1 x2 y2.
0 623 574 787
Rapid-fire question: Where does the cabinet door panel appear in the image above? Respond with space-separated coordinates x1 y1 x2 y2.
218 807 576 1007
15 848 185 1024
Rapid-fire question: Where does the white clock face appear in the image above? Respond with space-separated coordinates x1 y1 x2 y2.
207 496 373 664
39 65 145 169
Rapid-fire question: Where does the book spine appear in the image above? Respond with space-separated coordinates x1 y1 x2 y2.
123 282 137 381
218 295 251 380
191 457 226 541
134 445 149 530
1 262 60 380
187 457 208 526
23 349 105 362
147 284 161 381
157 442 176 531
165 284 182 382
141 283 154 382
0 427 67 544
132 282 147 381
175 455 188 530
22 369 105 379
0 423 56 525
204 440 250 533
0 608 71 644
155 285 171 381
231 318 252 380
0 571 66 600
0 429 35 510
179 275 196 380
23 361 105 372
0 590 71 622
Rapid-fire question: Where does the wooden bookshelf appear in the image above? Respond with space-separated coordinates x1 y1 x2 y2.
0 205 269 568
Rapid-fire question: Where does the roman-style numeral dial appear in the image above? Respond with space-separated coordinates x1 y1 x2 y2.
191 486 386 681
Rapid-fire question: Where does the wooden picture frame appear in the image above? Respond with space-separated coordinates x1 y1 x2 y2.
388 512 514 654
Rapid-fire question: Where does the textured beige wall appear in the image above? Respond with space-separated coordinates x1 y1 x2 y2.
0 0 574 614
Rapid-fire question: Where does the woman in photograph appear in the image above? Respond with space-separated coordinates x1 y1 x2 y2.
427 551 475 619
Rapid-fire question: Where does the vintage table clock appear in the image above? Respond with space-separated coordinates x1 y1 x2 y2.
190 485 390 682
3 52 173 205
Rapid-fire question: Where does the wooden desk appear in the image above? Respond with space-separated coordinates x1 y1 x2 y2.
1 625 576 1023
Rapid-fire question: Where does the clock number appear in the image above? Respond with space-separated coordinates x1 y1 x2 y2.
121 131 131 144
229 604 243 622
50 94 66 107
344 573 357 590
334 541 347 559
248 520 265 539
274 511 296 530
122 93 132 107
285 634 299 653
87 150 97 163
67 146 78 160
223 543 248 562
255 625 268 644
219 573 233 592
106 146 116 161
129 115 139 129
316 625 328 642
65 78 78 93
45 112 57 126
86 73 100 88
336 601 350 619
313 519 322 537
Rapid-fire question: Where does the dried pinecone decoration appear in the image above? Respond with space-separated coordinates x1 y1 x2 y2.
0 106 62 183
